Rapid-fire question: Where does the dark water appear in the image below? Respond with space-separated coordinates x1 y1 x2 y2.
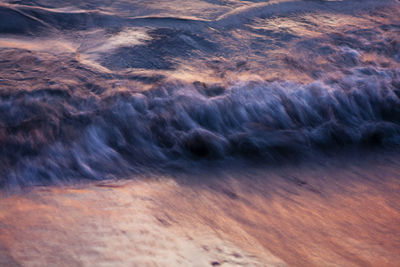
1 0 400 187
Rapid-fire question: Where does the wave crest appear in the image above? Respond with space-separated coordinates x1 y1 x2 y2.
1 67 400 187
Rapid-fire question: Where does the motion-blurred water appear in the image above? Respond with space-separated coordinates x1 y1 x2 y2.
0 0 400 187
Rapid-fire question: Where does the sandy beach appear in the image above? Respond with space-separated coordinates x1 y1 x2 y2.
1 0 400 265
2 155 400 266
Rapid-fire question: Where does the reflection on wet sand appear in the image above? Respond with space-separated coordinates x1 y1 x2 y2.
1 0 400 265
1 155 400 266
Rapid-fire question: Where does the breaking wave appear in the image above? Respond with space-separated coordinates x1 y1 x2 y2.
1 0 400 187
2 68 400 187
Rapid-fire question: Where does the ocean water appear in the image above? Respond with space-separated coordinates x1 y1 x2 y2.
2 1 400 266
0 0 399 187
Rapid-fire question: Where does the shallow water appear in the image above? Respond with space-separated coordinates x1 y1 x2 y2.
1 0 400 265
1 0 400 187
1 154 400 266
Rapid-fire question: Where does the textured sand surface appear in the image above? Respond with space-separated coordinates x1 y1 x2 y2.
0 178 284 266
1 156 400 266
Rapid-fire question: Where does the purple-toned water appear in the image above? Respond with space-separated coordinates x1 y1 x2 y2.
2 1 400 266
0 0 399 187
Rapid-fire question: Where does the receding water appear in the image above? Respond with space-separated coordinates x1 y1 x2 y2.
1 0 400 265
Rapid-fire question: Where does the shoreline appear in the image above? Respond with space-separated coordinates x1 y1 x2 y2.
1 155 400 266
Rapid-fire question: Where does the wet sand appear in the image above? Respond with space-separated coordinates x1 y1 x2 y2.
1 155 400 266
1 0 400 266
